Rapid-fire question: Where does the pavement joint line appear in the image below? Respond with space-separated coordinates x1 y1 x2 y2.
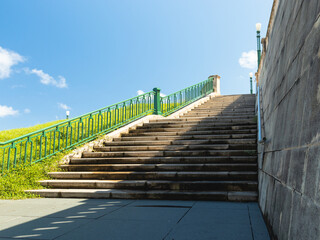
247 205 255 240
161 200 197 240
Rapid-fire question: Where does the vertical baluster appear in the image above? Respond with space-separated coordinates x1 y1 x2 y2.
29 141 34 164
123 102 126 122
98 111 102 133
44 135 48 158
7 147 11 170
19 142 23 164
175 93 177 107
135 99 138 117
106 108 110 129
77 119 81 142
137 98 140 116
142 95 146 114
1 148 5 174
13 146 17 167
160 98 163 113
34 136 38 160
69 123 73 146
56 127 61 151
115 105 119 126
65 126 68 148
88 115 92 137
48 131 52 155
24 137 30 163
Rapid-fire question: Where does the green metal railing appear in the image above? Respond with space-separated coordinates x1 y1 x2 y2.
0 91 154 173
160 78 213 116
0 78 214 173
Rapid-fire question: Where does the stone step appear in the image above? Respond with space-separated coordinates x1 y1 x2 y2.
207 95 254 98
129 126 257 136
104 139 256 146
206 100 255 102
82 149 257 158
39 180 257 191
142 122 257 128
200 103 255 107
199 105 255 109
195 110 254 113
60 163 257 172
25 189 258 201
150 118 256 123
48 171 257 181
70 156 257 164
181 115 255 119
195 106 255 110
94 144 257 152
185 113 255 118
113 134 257 141
122 130 257 137
190 107 255 111
184 112 255 117
201 101 255 104
194 109 255 113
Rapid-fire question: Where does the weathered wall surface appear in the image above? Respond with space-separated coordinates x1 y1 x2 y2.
257 0 320 239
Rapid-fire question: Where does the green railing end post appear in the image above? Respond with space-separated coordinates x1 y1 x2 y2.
153 87 162 115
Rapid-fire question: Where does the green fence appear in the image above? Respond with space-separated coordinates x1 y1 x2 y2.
160 79 213 116
0 78 214 173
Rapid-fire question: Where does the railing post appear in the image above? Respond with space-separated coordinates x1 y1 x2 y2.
208 75 221 95
153 87 161 115
256 23 262 68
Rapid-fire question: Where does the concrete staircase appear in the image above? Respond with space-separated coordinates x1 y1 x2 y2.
29 94 258 201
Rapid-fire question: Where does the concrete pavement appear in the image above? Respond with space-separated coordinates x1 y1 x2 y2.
0 199 270 240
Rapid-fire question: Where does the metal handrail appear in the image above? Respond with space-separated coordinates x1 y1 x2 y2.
257 86 262 142
0 91 152 146
160 79 213 116
0 78 214 173
0 91 155 173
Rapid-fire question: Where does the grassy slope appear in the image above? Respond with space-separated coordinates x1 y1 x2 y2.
0 120 65 199
0 120 63 142
0 152 68 199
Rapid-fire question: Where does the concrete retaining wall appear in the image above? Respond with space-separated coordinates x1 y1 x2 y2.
257 0 320 239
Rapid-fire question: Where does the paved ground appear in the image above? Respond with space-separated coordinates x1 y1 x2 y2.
0 199 270 240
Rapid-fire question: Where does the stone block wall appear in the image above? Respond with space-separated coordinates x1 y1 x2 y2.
257 0 320 239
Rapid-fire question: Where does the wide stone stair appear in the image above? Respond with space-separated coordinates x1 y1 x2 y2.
29 94 258 201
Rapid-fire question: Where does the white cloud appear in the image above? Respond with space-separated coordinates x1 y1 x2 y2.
24 108 31 114
58 103 71 110
0 105 19 118
25 68 67 88
0 46 25 79
239 50 257 69
137 90 145 95
160 93 166 97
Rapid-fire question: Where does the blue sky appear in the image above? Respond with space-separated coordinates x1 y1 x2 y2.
0 0 273 130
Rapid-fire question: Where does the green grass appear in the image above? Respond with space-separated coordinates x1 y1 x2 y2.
0 121 67 199
0 120 64 142
0 151 67 199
